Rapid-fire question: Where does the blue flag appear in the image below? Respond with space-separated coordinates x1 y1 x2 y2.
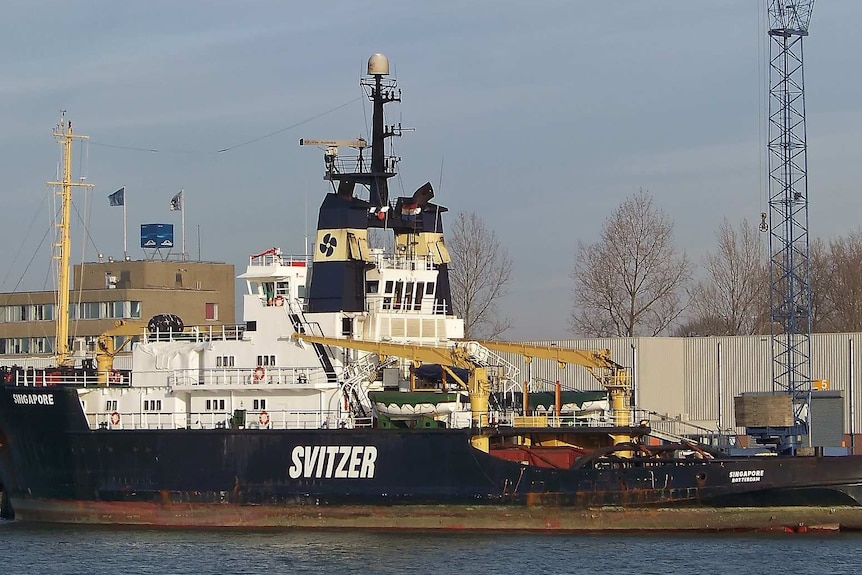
108 187 125 207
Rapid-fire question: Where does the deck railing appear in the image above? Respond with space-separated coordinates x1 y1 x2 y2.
88 409 373 431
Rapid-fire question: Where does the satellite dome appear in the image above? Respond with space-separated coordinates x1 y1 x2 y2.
367 53 390 76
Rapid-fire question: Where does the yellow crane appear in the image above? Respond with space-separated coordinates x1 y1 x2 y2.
292 334 492 424
95 320 148 385
468 340 632 428
291 334 635 448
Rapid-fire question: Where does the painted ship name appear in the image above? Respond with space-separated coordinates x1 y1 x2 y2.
12 393 55 406
729 469 764 483
288 445 378 479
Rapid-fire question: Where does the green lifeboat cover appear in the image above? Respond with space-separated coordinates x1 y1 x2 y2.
369 391 460 407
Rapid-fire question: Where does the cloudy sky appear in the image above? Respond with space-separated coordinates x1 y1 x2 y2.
1 1 860 340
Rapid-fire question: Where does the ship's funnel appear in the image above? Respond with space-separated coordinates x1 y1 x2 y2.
412 182 434 207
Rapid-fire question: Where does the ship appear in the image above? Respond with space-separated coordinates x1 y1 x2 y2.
3 54 862 532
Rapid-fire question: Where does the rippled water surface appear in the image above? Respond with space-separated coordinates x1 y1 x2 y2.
2 520 862 575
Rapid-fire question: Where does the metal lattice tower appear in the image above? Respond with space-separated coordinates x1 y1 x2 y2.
766 0 815 444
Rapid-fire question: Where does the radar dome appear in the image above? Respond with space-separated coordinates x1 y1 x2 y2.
367 53 390 75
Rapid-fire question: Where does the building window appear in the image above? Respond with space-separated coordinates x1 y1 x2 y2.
106 400 118 411
256 355 276 367
253 399 266 410
205 303 218 321
130 301 142 318
34 304 54 321
216 355 235 367
10 338 29 354
83 302 101 319
34 337 53 354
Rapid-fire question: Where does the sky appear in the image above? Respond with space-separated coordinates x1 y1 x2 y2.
1 1 861 340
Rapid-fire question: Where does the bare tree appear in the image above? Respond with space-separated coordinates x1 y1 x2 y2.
808 237 833 331
814 231 862 332
448 212 512 338
570 191 690 337
673 315 728 337
687 219 769 335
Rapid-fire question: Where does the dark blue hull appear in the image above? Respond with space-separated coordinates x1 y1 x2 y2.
3 386 862 529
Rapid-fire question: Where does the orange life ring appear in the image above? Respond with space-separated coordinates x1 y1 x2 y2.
259 410 270 426
110 411 121 425
274 295 285 306
253 366 265 382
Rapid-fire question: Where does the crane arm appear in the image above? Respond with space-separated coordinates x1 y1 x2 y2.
468 340 629 390
290 333 478 370
292 333 492 425
467 340 621 371
468 339 633 427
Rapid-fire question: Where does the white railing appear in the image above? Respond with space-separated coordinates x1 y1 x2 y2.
248 252 309 268
168 365 335 388
487 408 651 429
142 324 246 343
88 409 373 431
372 254 436 271
13 370 101 387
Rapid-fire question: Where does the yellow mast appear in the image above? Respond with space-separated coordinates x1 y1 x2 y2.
47 114 93 367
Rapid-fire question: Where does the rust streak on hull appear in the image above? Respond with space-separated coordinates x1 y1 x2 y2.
12 499 862 533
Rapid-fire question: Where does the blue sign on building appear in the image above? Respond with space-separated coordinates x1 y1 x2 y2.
141 223 174 248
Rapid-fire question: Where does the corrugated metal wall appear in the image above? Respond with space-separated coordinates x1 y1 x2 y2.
502 333 862 434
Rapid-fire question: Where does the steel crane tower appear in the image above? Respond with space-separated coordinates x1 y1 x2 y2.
762 0 815 452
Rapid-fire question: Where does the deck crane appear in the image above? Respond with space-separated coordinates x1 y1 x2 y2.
468 340 633 429
291 334 635 450
757 1 816 453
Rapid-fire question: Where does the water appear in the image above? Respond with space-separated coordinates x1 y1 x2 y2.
2 520 862 575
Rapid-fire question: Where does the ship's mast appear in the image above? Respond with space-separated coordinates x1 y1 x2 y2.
48 114 93 367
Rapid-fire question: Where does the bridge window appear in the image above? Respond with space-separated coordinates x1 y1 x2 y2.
206 399 226 411
404 282 414 310
414 282 424 310
393 281 404 309
143 400 162 411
